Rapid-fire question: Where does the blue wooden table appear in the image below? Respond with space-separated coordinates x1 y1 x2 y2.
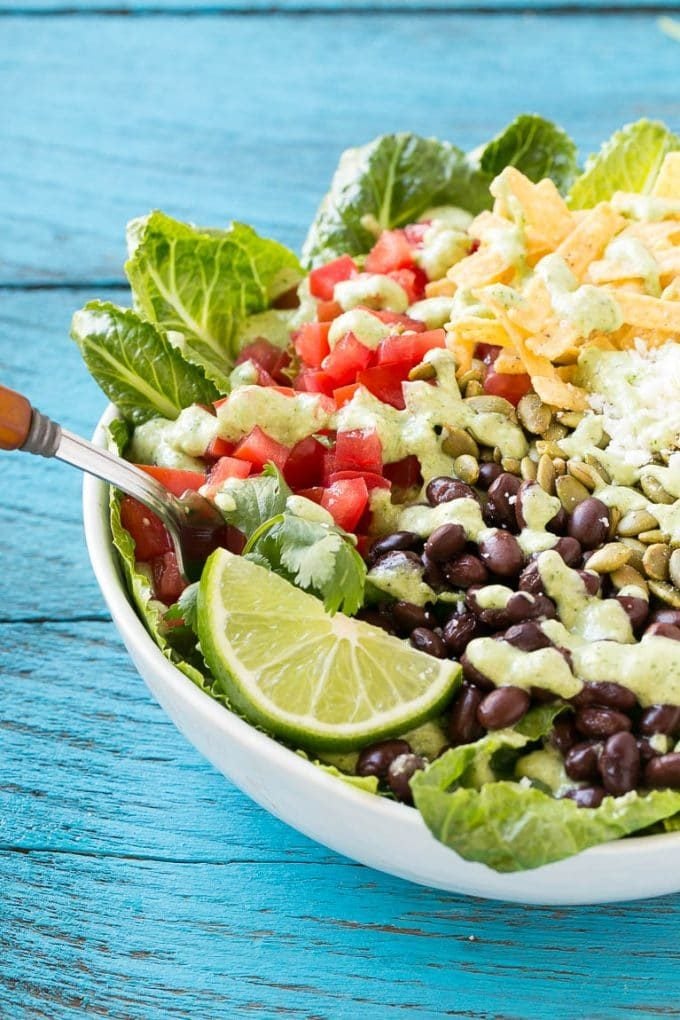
2 4 680 1017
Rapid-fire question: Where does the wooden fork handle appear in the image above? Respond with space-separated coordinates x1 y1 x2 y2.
0 384 33 451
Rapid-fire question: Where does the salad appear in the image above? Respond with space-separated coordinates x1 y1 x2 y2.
72 115 680 873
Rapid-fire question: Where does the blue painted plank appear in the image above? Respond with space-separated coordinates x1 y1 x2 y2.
1 13 679 283
1 0 674 9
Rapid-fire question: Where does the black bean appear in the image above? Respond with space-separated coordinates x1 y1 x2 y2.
518 560 545 596
616 595 649 633
467 589 540 630
460 653 494 690
356 609 398 635
477 462 503 490
477 686 531 729
426 477 477 506
442 553 488 589
530 686 557 704
567 497 610 550
367 531 420 564
546 506 568 536
564 786 606 809
386 752 428 803
649 608 680 628
553 536 583 567
424 523 466 562
421 550 445 590
356 738 412 778
575 706 632 739
644 621 680 641
638 737 664 763
571 681 637 713
579 570 601 597
564 741 602 782
410 627 447 658
478 530 524 578
392 601 436 633
502 621 552 651
639 704 680 738
527 594 557 620
371 549 423 574
447 684 485 745
483 473 522 531
443 612 483 656
600 732 640 796
549 714 579 755
644 753 680 789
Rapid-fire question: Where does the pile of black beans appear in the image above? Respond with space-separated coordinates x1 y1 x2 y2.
355 471 680 803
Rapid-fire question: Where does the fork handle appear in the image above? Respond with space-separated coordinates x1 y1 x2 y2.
0 384 37 451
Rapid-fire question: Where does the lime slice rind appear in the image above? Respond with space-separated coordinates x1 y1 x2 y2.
197 549 461 750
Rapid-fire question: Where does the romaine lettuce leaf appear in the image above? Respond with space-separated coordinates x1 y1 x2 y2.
412 721 680 873
568 119 680 209
126 212 302 391
472 113 578 194
302 133 488 268
72 301 218 425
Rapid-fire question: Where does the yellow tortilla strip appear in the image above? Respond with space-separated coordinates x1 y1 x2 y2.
491 168 573 249
612 290 680 332
446 317 512 347
662 278 680 301
448 248 515 288
533 375 588 410
425 278 456 298
507 276 553 334
526 317 581 360
493 350 526 374
555 203 625 280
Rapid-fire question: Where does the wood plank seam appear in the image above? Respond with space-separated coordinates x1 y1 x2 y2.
2 4 679 14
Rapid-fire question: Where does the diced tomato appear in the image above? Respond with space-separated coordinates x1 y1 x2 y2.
270 385 297 397
376 329 446 367
151 550 187 605
236 338 291 384
294 367 336 397
329 470 390 491
333 383 360 408
204 436 235 462
293 321 331 368
356 362 410 410
404 221 431 246
295 486 325 504
205 455 252 491
233 426 290 472
321 477 370 533
334 428 382 474
483 367 533 406
321 333 374 387
213 396 229 411
136 465 206 498
119 496 171 561
388 267 427 303
309 255 357 300
367 308 427 333
316 299 343 323
283 436 327 489
365 229 414 274
383 454 422 490
475 343 501 365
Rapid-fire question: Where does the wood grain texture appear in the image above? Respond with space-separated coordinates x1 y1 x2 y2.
2 0 675 10
1 13 679 284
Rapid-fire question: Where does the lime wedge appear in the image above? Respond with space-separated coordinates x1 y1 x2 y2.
197 549 461 750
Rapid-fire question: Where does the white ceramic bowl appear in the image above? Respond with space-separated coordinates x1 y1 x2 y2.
83 406 680 905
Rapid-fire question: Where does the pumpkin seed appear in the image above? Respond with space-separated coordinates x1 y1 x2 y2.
441 427 480 459
639 529 667 545
607 505 622 541
520 456 538 482
617 509 659 537
408 362 436 381
535 440 564 459
642 543 670 582
585 543 631 574
465 394 516 417
619 539 646 573
457 367 482 389
639 474 675 505
584 454 611 485
543 421 568 442
536 454 556 493
556 410 585 429
501 457 521 475
492 446 503 464
454 454 480 485
553 458 567 477
555 474 590 512
517 393 552 435
648 580 680 608
610 564 649 596
669 550 680 589
567 461 599 492
464 379 484 398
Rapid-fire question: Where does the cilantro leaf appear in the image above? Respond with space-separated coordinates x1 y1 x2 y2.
215 464 291 536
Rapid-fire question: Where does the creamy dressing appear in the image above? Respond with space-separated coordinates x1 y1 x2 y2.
366 558 436 606
537 254 623 336
334 274 409 313
538 550 633 643
602 236 661 295
129 417 207 471
417 225 469 280
611 193 680 222
216 387 332 445
408 297 456 328
328 309 392 349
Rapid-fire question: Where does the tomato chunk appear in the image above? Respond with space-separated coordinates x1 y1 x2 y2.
333 383 360 408
294 367 337 398
204 456 252 497
321 477 370 533
293 321 331 368
376 329 446 367
204 436 235 462
328 470 390 491
388 267 427 303
119 496 171 561
483 367 533 406
233 426 290 472
151 550 187 605
356 362 410 410
322 333 374 387
475 343 501 365
367 309 427 333
283 436 327 489
295 486 325 504
236 338 291 384
365 229 414 274
309 255 357 300
137 465 206 498
334 428 382 474
316 299 343 323
383 454 423 490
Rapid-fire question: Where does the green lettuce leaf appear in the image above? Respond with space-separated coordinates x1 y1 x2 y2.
126 212 302 391
302 133 488 267
568 119 680 209
72 301 218 425
472 114 578 194
412 722 680 873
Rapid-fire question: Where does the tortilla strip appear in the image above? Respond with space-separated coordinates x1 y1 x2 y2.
612 290 680 332
555 203 625 280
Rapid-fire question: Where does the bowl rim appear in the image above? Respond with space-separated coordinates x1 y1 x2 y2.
82 403 680 867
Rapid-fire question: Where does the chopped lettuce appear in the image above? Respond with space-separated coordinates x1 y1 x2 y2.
126 212 302 391
411 714 680 873
568 119 680 209
72 302 218 425
471 113 578 195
